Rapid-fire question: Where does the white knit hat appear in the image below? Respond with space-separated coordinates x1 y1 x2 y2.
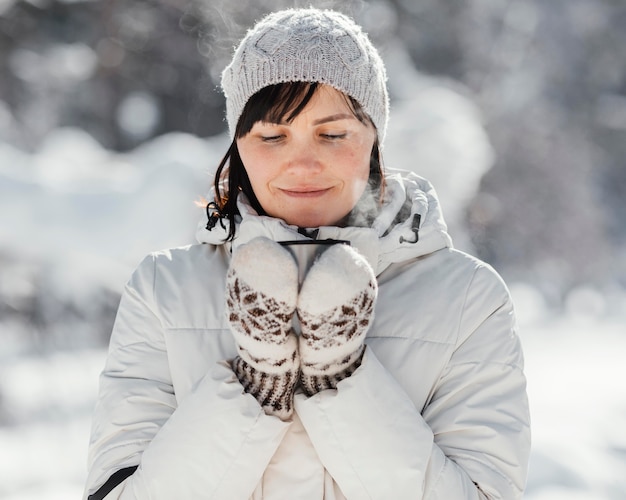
221 8 389 142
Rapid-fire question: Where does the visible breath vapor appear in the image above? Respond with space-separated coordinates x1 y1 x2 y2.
187 0 369 62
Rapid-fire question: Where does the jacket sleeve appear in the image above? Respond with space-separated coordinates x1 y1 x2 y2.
84 254 291 500
294 263 531 500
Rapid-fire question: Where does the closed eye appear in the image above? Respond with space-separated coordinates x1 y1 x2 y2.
261 135 285 142
321 133 347 140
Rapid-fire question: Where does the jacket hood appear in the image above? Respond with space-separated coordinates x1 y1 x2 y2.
195 168 452 275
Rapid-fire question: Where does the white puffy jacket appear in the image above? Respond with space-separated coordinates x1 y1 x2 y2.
85 170 530 499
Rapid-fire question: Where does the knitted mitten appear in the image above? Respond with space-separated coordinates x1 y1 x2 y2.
226 237 300 420
297 244 377 396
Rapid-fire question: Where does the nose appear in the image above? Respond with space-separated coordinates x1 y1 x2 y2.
284 137 323 175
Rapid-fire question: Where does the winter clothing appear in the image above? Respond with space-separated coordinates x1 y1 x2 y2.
84 169 531 499
226 237 300 420
221 8 389 141
298 243 377 396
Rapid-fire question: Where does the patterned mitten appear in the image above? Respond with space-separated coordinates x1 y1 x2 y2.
226 237 300 420
297 244 377 396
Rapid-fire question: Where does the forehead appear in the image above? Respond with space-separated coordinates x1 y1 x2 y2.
263 84 356 126
236 81 371 137
296 85 353 113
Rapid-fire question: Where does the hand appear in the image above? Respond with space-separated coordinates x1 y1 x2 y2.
226 237 299 420
297 244 377 396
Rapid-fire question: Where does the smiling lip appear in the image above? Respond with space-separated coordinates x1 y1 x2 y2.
279 187 332 198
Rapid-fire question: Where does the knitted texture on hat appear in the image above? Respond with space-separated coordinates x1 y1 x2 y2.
226 237 300 420
297 243 377 396
221 8 389 141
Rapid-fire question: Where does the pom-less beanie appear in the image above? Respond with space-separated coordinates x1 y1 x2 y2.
221 8 389 142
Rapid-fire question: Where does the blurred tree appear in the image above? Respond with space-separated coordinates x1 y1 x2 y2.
0 0 225 151
1 0 624 301
457 0 624 299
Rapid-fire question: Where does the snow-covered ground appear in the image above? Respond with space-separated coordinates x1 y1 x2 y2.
514 288 626 500
1 77 624 498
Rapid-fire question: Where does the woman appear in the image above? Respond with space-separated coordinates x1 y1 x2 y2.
85 8 530 500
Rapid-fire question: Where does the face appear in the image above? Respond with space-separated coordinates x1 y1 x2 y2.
236 85 376 228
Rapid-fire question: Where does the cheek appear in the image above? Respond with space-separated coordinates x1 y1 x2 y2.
341 148 371 202
346 144 372 182
238 143 269 187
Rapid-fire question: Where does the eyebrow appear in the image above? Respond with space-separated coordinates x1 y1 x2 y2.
312 113 355 125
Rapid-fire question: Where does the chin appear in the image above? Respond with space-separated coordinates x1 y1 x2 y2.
283 214 329 228
287 215 346 228
289 220 326 228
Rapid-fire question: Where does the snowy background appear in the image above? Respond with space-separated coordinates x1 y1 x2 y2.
1 0 626 498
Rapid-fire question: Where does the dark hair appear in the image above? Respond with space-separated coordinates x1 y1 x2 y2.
212 82 384 241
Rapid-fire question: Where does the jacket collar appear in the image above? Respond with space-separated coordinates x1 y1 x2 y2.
195 168 452 275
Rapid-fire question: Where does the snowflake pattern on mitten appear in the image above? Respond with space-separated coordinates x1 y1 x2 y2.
226 237 300 420
297 243 377 396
